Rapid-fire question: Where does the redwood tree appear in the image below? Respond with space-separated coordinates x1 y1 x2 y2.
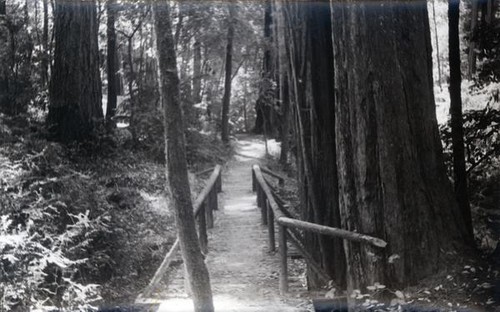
48 0 103 142
332 0 469 305
153 1 214 311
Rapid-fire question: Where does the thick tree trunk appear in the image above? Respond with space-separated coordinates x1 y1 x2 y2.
449 0 474 240
153 2 214 312
106 0 117 126
332 1 469 307
221 1 235 143
0 0 5 14
193 40 202 104
48 0 103 142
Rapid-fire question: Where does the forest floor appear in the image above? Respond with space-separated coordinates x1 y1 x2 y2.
151 135 312 312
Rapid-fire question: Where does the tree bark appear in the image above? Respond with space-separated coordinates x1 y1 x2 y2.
153 1 214 312
221 1 235 143
449 0 474 240
332 1 469 307
48 0 103 142
431 0 442 89
468 0 479 79
106 0 117 126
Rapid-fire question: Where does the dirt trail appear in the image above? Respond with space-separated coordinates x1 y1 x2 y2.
157 135 310 312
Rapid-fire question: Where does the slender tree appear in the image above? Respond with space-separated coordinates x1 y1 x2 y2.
106 0 117 126
41 0 49 87
449 0 474 239
221 0 235 143
47 0 103 142
332 1 469 306
193 40 202 104
153 1 214 312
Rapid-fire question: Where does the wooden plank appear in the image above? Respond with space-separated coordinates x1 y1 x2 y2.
278 217 387 248
195 167 215 176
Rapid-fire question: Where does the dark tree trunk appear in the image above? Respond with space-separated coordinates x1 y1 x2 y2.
0 0 7 112
449 0 474 240
221 1 235 143
193 40 202 104
254 0 274 136
285 1 346 288
332 1 469 307
153 1 214 312
41 0 49 87
48 0 103 142
106 0 117 126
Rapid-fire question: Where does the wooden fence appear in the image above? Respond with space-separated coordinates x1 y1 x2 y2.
251 164 387 295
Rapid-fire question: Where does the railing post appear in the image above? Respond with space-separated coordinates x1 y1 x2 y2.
261 190 268 226
267 199 275 252
278 177 284 188
279 224 288 295
206 191 214 229
197 204 208 254
217 172 222 193
252 168 256 192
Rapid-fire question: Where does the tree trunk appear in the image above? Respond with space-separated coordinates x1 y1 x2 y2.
468 0 478 79
48 0 103 142
0 0 7 112
431 0 442 90
221 1 235 143
106 0 117 126
41 0 49 87
449 0 474 240
193 40 202 104
153 1 214 312
254 0 274 136
332 1 469 307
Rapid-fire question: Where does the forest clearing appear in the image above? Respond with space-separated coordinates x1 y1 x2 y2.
1 0 500 311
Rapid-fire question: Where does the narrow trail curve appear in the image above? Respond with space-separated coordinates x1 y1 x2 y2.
157 135 310 312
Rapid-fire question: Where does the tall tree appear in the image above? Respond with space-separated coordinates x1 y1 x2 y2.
332 0 469 306
0 0 7 112
253 0 275 136
449 0 474 240
47 0 103 142
106 0 117 126
41 0 49 87
221 0 235 143
153 1 214 312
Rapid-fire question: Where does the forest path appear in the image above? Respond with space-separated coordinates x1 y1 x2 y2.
157 135 310 312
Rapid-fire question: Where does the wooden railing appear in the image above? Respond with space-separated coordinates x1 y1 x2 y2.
137 165 223 300
251 164 387 295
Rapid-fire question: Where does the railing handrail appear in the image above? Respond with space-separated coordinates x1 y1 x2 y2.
260 166 285 186
251 164 387 295
137 164 223 301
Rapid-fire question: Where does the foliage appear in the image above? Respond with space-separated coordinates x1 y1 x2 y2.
474 20 500 86
440 103 500 198
0 133 108 310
